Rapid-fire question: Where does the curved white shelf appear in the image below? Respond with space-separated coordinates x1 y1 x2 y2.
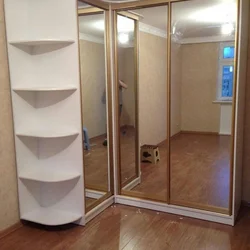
21 208 82 226
13 86 77 92
19 169 80 183
9 39 75 46
16 130 79 139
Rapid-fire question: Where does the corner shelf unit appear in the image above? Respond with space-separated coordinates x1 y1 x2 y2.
4 0 85 226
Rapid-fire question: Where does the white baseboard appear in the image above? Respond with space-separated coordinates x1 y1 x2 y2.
219 132 231 136
115 195 234 226
85 189 106 200
122 176 141 191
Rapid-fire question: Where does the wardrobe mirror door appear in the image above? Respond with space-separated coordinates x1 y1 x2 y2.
78 8 111 212
116 14 139 191
170 0 237 213
118 5 169 202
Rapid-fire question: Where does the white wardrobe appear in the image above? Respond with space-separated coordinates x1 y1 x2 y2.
4 0 85 225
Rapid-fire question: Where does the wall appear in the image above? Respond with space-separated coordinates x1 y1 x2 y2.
0 0 19 231
242 7 250 202
180 43 221 133
139 31 167 145
220 104 232 135
171 41 182 136
79 39 106 139
118 47 136 127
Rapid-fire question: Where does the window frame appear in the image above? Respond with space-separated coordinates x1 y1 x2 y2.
217 42 235 102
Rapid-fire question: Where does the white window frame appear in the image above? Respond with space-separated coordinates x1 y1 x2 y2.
217 42 235 102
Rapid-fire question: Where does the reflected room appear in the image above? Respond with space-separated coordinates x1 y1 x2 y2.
78 1 111 211
170 0 236 213
118 6 169 202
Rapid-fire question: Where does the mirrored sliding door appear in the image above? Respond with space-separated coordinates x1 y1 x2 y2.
170 0 237 214
78 3 113 212
117 5 170 202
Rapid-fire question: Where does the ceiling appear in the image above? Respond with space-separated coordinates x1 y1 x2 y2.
78 0 237 42
78 14 105 40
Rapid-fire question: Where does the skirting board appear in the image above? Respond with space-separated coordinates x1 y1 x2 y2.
85 189 106 200
115 195 234 226
122 176 141 191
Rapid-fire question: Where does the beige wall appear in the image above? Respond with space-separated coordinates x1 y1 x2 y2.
118 47 136 127
139 32 167 145
171 42 182 136
180 43 220 133
242 13 250 202
0 0 19 231
79 40 107 139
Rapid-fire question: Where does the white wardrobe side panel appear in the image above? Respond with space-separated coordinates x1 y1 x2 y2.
4 0 77 41
4 0 85 225
233 0 249 222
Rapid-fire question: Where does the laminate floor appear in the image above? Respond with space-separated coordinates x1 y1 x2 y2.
84 128 231 210
1 204 250 250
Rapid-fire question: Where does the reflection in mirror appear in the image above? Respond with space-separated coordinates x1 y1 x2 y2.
117 15 137 189
78 5 111 211
170 0 236 213
118 6 169 202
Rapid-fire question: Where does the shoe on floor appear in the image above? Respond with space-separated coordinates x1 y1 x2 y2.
103 139 107 146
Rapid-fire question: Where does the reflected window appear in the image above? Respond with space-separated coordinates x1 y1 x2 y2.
217 42 235 101
223 46 235 59
222 66 234 98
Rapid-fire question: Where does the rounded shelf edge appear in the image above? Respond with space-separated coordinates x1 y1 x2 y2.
9 39 75 46
19 172 81 183
21 209 82 226
16 132 79 139
13 87 77 92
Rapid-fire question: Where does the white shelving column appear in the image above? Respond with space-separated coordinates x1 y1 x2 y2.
4 0 85 225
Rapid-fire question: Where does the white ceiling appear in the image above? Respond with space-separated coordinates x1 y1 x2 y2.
78 0 237 41
78 14 105 40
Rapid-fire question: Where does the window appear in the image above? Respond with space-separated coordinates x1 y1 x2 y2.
223 46 235 59
217 42 235 101
221 65 234 98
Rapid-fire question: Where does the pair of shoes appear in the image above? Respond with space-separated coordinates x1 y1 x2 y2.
103 139 107 146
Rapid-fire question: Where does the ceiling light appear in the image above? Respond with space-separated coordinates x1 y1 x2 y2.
118 33 129 44
221 23 234 35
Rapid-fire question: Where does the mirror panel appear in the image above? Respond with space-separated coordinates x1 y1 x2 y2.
78 5 112 211
170 0 237 213
118 5 169 202
116 15 138 189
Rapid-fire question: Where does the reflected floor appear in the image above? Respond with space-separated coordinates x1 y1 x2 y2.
131 131 230 209
170 133 230 209
84 127 230 209
85 197 97 208
84 134 109 191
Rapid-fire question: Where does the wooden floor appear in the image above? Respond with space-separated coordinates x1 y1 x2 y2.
84 128 231 210
1 204 250 250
